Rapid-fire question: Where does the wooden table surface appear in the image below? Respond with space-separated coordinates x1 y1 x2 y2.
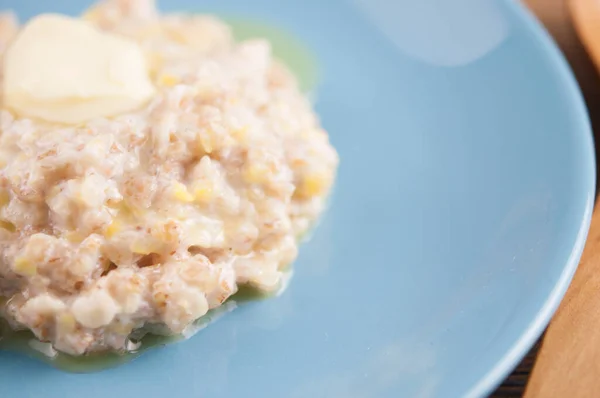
491 1 600 396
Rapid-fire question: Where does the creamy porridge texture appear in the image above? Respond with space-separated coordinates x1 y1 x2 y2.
0 0 338 355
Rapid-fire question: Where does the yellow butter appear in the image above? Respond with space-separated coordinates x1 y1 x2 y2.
3 14 155 124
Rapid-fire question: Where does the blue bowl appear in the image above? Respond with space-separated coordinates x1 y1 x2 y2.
1 0 595 397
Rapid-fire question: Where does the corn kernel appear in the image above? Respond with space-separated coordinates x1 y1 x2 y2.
147 52 165 75
298 174 326 197
104 220 121 239
231 126 248 142
57 312 76 333
172 182 194 202
244 164 269 184
192 182 213 203
158 74 180 87
13 257 37 277
198 133 214 154
194 186 213 202
121 202 144 219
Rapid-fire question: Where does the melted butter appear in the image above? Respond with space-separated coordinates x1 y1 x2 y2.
3 14 155 124
0 285 269 373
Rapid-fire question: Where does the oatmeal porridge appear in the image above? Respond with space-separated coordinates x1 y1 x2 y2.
0 0 338 355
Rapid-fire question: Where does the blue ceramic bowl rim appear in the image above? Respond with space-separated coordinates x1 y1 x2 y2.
468 2 596 396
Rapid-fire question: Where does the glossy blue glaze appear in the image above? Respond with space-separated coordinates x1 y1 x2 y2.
0 0 595 397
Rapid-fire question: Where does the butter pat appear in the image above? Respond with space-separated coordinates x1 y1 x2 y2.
3 14 155 124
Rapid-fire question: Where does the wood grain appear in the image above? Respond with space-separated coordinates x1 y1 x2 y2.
523 0 600 396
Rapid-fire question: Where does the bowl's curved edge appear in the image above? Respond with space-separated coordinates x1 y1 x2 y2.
466 2 596 397
468 197 593 398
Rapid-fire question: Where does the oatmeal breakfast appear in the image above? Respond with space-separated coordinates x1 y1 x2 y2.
0 0 338 355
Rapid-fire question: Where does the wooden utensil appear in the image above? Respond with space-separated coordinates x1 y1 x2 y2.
522 1 600 396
